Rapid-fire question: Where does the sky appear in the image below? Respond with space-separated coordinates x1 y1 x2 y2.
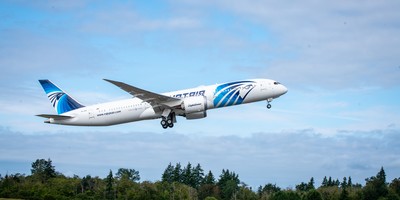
0 0 400 189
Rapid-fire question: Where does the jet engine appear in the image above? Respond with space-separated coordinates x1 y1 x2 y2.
181 96 208 120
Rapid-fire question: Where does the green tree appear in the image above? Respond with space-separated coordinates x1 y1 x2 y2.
258 183 281 198
203 170 216 185
322 176 328 187
31 158 56 183
181 163 205 188
115 168 140 199
223 180 239 200
270 190 301 200
377 167 387 182
363 167 388 200
115 168 140 182
318 186 340 200
134 181 158 199
47 176 80 198
199 184 220 200
335 179 340 187
199 171 218 200
304 189 323 200
390 178 400 196
171 182 197 200
339 187 349 200
80 175 95 193
328 177 333 186
236 185 258 200
105 170 115 200
341 177 348 189
0 173 26 198
296 182 308 192
218 169 240 200
308 177 315 190
296 177 316 192
182 162 193 186
192 163 204 189
172 163 182 183
348 176 352 188
162 162 174 183
387 191 400 200
162 162 204 188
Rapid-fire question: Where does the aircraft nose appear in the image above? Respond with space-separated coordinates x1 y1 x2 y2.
282 85 288 94
277 84 288 97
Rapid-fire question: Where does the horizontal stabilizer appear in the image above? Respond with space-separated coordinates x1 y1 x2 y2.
36 114 73 120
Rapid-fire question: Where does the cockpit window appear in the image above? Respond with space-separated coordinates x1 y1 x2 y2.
274 82 280 85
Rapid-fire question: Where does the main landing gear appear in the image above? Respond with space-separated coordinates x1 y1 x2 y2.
267 98 273 109
161 112 175 129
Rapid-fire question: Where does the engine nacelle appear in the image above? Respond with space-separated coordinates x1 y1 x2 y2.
185 111 207 120
181 96 208 120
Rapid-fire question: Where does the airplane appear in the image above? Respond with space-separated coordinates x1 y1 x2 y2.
37 79 288 129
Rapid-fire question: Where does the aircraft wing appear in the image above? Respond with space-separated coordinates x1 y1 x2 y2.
103 79 181 109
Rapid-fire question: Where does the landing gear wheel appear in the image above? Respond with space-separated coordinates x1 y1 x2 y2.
167 119 173 125
161 118 169 129
160 113 176 129
267 104 272 109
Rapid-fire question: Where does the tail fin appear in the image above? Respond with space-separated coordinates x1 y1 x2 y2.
38 80 84 114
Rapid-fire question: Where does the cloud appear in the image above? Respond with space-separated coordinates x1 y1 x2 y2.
178 0 400 90
79 5 202 36
0 30 113 85
1 126 399 187
3 1 400 90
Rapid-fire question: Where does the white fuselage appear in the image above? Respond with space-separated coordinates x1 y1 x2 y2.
45 79 287 126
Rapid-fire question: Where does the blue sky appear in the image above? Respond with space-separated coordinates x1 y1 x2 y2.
1 0 400 188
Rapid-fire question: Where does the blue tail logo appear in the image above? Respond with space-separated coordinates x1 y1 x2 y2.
38 80 84 114
213 81 256 108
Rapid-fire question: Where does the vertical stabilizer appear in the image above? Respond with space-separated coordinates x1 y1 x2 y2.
38 80 84 114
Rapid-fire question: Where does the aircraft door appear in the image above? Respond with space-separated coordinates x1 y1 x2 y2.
88 108 95 120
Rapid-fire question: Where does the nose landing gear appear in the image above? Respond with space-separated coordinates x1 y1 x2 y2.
267 98 273 109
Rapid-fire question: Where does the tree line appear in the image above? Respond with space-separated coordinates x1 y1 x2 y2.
0 158 400 200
